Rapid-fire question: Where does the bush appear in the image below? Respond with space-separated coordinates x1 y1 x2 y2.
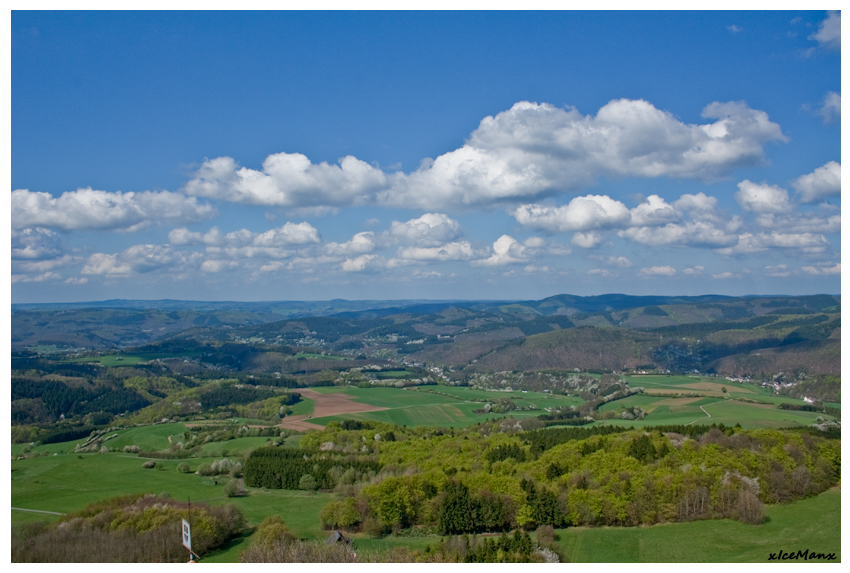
299 474 318 491
177 462 191 473
224 479 242 498
123 445 141 453
251 515 293 547
12 494 246 562
535 524 557 547
241 538 357 563
319 498 361 529
735 487 764 525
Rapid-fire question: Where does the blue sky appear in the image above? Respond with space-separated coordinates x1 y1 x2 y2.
11 10 841 302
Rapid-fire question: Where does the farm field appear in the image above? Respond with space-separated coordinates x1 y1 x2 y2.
556 487 841 562
596 394 836 429
293 352 350 360
67 354 148 366
303 386 577 428
623 375 767 398
415 385 584 408
67 350 208 366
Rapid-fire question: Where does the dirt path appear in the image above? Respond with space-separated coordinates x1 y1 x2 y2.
278 388 388 431
12 507 65 515
686 399 726 425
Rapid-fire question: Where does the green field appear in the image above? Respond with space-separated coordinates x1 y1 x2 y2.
306 386 578 428
67 355 147 366
374 369 419 379
11 452 332 542
196 436 277 457
596 393 838 429
556 487 841 562
415 385 583 409
107 422 187 451
294 352 349 360
67 350 206 366
288 397 315 416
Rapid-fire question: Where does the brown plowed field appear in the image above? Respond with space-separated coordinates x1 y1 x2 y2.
278 388 388 431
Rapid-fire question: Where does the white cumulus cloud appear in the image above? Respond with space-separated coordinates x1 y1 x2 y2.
802 262 841 275
170 222 321 260
513 195 631 232
380 99 786 209
325 232 377 256
341 254 380 272
735 180 792 213
792 161 841 203
639 266 677 277
388 213 462 246
809 11 840 50
629 195 680 226
715 232 830 255
12 228 64 260
473 235 529 266
81 244 202 276
184 153 387 207
571 231 605 249
817 91 841 123
394 241 476 263
619 221 738 248
183 99 786 212
12 188 216 231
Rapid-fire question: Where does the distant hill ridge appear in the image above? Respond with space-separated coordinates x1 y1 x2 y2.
12 293 838 316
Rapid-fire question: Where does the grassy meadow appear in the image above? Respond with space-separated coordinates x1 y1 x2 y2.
595 394 835 429
11 450 333 541
305 385 579 428
555 487 841 562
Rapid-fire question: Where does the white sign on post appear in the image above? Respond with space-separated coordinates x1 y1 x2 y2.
182 518 192 552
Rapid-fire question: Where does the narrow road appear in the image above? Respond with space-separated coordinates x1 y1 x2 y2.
686 399 726 426
12 507 65 515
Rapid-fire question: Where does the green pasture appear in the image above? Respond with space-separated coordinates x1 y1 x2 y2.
107 422 187 451
593 393 837 430
556 487 841 562
13 422 285 459
196 436 276 457
11 452 332 541
288 397 315 416
11 423 186 457
415 385 582 409
623 375 767 398
699 400 834 428
343 387 459 408
312 401 564 429
303 386 577 428
11 509 64 526
374 369 419 379
346 386 575 410
67 355 147 366
12 440 79 457
294 352 349 360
